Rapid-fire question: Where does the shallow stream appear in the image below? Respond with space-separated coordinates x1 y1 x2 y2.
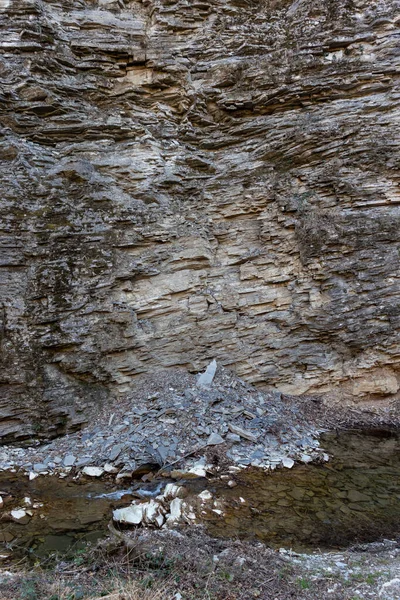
0 429 399 559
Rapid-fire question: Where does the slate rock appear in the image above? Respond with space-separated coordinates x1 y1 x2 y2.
206 433 224 446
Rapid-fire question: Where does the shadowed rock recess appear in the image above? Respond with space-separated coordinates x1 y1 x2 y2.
0 0 399 441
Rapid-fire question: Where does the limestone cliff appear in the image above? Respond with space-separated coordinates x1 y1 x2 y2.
0 0 399 441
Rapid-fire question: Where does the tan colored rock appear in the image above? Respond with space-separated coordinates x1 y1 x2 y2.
352 372 399 397
0 0 399 441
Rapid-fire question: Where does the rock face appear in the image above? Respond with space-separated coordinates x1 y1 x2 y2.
0 0 399 441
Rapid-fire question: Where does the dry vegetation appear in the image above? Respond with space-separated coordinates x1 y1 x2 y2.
2 526 399 600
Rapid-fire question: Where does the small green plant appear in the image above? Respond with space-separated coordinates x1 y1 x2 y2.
297 577 311 590
219 570 234 582
20 580 38 600
365 572 380 585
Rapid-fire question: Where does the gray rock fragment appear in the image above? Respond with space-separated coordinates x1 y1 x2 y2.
33 463 47 472
63 454 76 467
228 424 259 443
227 433 241 443
108 444 124 462
206 433 224 446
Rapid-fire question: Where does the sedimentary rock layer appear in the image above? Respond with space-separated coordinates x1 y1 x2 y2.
0 0 399 440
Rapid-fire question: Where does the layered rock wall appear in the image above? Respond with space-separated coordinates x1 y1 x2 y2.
0 0 399 440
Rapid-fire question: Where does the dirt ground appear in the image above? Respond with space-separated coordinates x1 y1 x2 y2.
1 526 400 600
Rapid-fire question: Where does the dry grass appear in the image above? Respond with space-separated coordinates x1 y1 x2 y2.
3 525 395 600
91 580 173 600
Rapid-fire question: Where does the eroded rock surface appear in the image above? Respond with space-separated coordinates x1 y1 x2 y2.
0 0 399 440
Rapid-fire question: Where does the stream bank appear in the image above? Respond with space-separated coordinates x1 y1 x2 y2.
1 367 399 598
1 429 400 562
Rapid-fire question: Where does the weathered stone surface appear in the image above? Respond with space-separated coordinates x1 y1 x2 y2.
0 0 399 441
207 432 225 446
82 466 104 478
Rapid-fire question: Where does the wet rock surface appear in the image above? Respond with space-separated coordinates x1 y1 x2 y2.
0 0 399 441
1 428 400 562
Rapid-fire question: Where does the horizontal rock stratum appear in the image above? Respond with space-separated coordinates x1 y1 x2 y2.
0 0 399 441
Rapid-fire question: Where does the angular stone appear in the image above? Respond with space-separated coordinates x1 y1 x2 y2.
228 424 259 443
113 504 144 525
142 500 165 528
166 498 183 523
63 454 76 467
33 463 47 473
347 489 370 503
206 433 224 446
82 466 104 477
227 433 241 443
108 444 124 462
11 509 30 524
197 360 217 389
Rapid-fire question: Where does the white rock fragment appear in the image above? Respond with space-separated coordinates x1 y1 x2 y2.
282 457 295 469
300 454 312 463
188 463 207 478
104 462 118 473
113 504 144 525
82 466 104 477
11 509 30 523
198 490 212 501
116 470 133 482
143 500 165 528
162 483 180 500
197 359 217 388
166 498 182 523
228 466 241 473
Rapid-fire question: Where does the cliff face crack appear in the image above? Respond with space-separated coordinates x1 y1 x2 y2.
0 0 399 441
